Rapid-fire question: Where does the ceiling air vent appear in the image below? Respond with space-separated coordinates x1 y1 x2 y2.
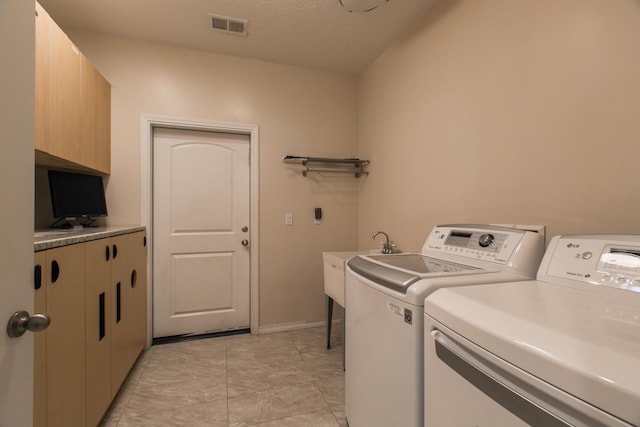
209 14 248 36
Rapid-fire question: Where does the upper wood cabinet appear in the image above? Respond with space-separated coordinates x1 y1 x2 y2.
35 2 111 174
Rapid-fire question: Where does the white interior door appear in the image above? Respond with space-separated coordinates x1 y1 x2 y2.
153 127 251 338
0 0 35 424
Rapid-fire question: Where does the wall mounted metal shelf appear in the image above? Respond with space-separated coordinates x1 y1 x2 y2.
283 155 370 178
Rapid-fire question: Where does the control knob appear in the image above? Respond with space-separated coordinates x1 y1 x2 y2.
478 233 495 248
615 276 629 286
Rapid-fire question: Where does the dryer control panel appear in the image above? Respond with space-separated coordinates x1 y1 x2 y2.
543 235 640 293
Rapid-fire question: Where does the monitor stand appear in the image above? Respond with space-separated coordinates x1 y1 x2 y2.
51 217 84 230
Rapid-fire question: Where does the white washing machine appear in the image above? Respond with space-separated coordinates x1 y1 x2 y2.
345 224 545 427
424 234 640 426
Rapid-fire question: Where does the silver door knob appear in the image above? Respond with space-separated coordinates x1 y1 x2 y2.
6 311 51 338
241 239 249 247
242 226 249 233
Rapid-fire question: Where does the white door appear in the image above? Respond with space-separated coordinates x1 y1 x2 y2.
153 127 251 338
0 0 35 424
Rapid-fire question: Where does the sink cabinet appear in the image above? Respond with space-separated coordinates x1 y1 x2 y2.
35 231 147 427
35 2 111 175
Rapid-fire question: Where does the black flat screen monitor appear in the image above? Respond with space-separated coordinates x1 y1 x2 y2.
48 170 108 219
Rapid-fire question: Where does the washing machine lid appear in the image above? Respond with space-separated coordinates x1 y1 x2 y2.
425 281 640 426
348 253 479 294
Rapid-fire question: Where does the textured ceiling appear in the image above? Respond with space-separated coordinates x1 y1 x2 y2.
37 0 437 75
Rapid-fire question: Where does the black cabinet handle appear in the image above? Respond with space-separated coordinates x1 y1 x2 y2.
105 245 110 261
116 282 121 323
51 260 60 283
143 236 147 247
130 269 137 288
34 264 42 290
99 292 105 340
112 244 118 259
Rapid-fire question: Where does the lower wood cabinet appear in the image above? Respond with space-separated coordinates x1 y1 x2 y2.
34 244 86 427
35 231 147 427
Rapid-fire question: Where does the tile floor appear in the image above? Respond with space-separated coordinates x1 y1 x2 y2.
100 326 346 426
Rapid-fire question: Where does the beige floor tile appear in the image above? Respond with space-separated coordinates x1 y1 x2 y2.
300 349 344 380
330 405 348 427
248 408 340 427
227 349 303 369
101 327 345 426
228 381 328 426
226 332 299 357
315 375 345 408
136 349 226 390
227 364 314 397
117 398 228 426
287 326 343 353
120 375 228 419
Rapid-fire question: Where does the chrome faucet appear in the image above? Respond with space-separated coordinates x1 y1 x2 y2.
372 231 394 254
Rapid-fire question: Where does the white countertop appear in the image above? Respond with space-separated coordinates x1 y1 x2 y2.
34 226 146 252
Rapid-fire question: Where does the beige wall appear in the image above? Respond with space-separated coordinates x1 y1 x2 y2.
64 30 359 330
55 0 640 330
358 0 640 252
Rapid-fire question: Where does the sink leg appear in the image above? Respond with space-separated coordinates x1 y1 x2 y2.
326 296 334 349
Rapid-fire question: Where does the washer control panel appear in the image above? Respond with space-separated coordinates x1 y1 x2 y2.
423 225 532 264
545 235 640 293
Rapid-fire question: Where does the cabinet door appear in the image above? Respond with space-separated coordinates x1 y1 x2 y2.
44 245 86 427
42 12 82 164
110 235 130 394
85 240 112 426
111 232 148 394
127 231 148 361
80 57 111 174
34 252 47 427
34 2 50 156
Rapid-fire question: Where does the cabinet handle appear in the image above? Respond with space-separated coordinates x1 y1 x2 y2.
112 244 118 259
130 269 137 288
99 292 105 340
34 264 42 290
143 236 147 247
105 245 110 261
51 260 60 283
116 282 121 323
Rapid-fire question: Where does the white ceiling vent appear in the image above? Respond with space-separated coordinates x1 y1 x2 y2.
209 14 248 36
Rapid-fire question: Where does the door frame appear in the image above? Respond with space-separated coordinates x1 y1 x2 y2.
141 114 259 340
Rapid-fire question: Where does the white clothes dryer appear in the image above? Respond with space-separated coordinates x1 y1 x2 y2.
345 224 545 427
424 234 640 426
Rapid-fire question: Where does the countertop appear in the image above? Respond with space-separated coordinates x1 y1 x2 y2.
34 225 146 252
